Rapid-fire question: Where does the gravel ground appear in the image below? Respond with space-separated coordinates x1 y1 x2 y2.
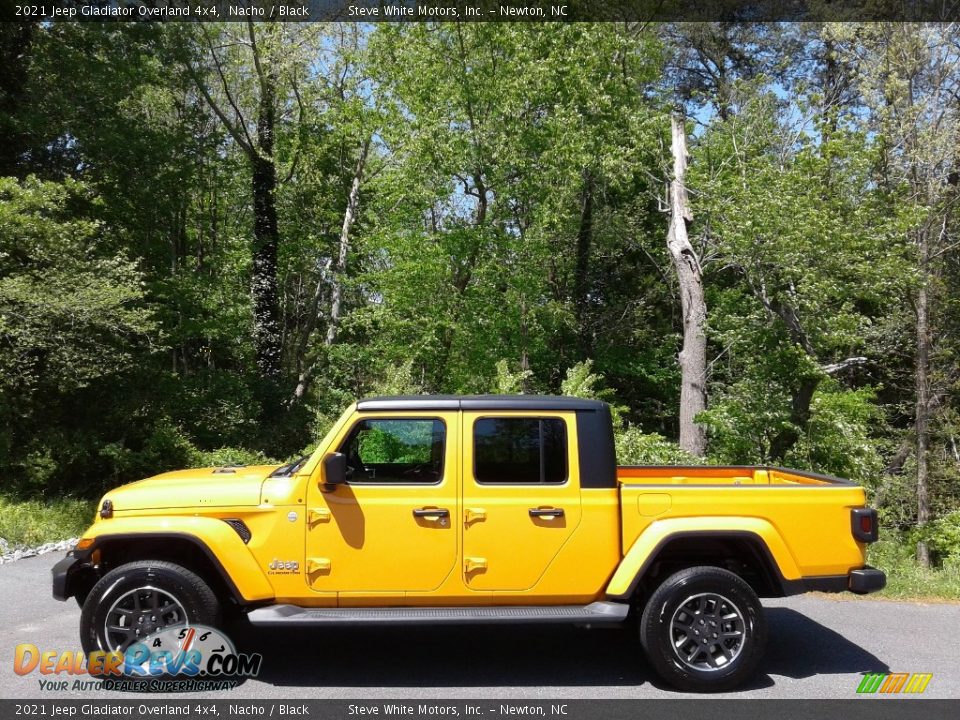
0 536 77 564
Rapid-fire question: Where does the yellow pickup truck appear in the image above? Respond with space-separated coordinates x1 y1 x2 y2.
53 395 884 691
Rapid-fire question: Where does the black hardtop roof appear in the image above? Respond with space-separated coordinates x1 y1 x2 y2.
356 394 609 412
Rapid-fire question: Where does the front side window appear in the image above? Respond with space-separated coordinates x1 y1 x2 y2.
474 417 567 484
339 418 445 484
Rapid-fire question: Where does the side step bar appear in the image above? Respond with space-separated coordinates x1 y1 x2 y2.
247 601 629 627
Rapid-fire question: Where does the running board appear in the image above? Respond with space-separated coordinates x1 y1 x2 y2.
246 601 629 627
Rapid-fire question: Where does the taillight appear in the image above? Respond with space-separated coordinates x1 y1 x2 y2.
851 507 879 543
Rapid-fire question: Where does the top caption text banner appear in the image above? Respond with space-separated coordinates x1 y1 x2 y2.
5 0 960 23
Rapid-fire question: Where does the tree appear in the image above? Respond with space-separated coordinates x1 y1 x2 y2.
666 113 708 456
691 74 904 478
364 23 665 402
183 21 321 384
0 178 155 494
825 23 960 565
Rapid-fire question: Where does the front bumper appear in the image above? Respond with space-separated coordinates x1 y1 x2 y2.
849 567 886 594
51 549 95 602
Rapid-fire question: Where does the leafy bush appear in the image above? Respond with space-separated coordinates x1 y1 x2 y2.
868 532 960 600
918 510 960 564
615 425 701 465
191 447 276 468
560 360 627 427
701 377 885 484
784 385 885 486
492 359 532 394
0 497 96 549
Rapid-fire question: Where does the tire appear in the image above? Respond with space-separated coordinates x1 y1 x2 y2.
639 566 767 692
80 560 220 656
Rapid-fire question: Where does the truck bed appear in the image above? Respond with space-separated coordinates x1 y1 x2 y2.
616 465 854 486
615 465 866 580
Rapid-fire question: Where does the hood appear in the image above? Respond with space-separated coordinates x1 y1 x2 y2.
103 465 283 512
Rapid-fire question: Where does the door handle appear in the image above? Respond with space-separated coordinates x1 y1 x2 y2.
413 507 450 519
529 507 564 519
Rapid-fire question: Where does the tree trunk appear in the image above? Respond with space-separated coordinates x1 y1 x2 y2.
769 376 818 462
915 225 931 567
666 113 708 457
247 31 282 382
574 171 594 356
251 154 281 380
326 135 371 348
291 135 370 403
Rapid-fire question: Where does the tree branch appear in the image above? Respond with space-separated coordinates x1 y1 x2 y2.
821 357 868 375
199 25 257 156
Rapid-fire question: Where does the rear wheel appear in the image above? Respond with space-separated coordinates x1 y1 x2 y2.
80 560 220 656
639 566 766 692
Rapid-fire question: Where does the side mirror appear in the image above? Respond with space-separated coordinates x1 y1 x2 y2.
321 452 347 491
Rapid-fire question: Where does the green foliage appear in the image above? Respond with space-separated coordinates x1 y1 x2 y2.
0 177 154 391
0 177 156 496
785 385 885 486
701 379 885 484
558 359 696 465
916 511 960 565
615 426 700 466
0 497 96 549
191 447 276 469
493 360 532 395
371 360 425 397
356 423 434 464
868 533 960 600
99 419 277 481
1 22 958 588
560 360 626 427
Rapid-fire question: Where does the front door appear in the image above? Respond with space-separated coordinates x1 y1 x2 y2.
305 413 459 594
461 411 582 591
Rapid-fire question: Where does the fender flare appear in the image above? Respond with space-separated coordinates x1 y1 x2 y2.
606 517 802 600
74 516 275 603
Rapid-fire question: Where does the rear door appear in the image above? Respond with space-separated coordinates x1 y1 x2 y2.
460 411 581 591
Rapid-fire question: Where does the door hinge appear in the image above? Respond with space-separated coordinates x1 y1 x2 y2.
306 557 331 575
464 507 487 525
308 508 331 525
464 557 487 574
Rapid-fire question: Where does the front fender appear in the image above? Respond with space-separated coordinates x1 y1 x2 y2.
79 516 275 602
605 516 802 600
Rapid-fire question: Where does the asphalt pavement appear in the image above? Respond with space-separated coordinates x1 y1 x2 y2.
1 553 958 700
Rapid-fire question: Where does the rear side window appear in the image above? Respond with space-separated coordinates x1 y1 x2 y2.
474 418 567 484
339 418 445 484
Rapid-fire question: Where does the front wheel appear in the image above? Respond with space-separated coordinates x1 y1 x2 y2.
639 566 767 692
79 560 220 656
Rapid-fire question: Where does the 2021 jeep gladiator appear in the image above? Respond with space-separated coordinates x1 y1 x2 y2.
53 395 885 691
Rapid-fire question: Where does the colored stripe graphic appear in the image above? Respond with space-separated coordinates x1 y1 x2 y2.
903 673 933 694
856 672 932 694
857 673 886 693
880 673 909 693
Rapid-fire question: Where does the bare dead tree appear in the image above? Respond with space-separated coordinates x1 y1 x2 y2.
666 113 708 457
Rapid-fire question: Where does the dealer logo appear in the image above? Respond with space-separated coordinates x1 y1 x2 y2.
856 672 933 694
14 624 262 691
